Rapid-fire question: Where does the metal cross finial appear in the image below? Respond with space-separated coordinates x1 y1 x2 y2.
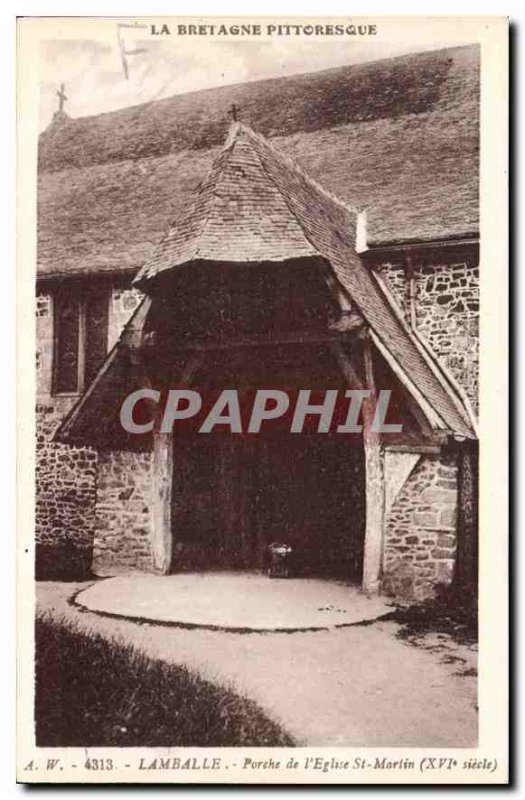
56 83 67 113
229 103 239 122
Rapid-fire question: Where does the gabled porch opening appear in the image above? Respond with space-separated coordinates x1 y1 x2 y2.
170 431 366 580
158 336 368 581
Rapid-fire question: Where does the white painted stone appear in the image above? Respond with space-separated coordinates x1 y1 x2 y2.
384 451 421 516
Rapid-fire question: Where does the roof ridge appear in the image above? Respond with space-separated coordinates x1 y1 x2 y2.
40 43 477 135
190 147 232 262
236 122 362 217
231 122 324 259
210 121 319 257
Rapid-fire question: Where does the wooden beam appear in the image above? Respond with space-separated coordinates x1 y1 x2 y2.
361 332 385 595
405 254 417 330
323 269 353 311
147 330 356 353
385 443 442 454
322 266 366 334
147 299 173 573
369 329 446 431
455 444 479 590
151 429 173 573
150 353 202 574
329 340 365 388
328 310 365 335
332 336 384 593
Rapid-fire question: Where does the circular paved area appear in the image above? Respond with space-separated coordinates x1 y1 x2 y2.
75 573 392 632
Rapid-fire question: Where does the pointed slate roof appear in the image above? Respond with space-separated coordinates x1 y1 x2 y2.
57 122 475 444
135 125 319 285
219 126 474 438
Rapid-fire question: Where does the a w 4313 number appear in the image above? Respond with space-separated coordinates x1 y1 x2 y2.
84 758 114 770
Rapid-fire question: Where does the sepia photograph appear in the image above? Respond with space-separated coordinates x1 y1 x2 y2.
16 14 508 784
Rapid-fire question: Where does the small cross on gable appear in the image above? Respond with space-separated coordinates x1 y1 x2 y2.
228 103 240 122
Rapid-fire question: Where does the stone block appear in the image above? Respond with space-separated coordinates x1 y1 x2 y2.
431 547 455 560
413 510 440 528
440 508 457 528
436 532 456 549
421 487 457 505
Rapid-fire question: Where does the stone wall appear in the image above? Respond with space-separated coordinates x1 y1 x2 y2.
382 451 458 600
95 287 150 573
35 401 98 578
379 263 406 311
93 450 154 573
380 258 479 412
36 291 53 400
35 281 143 578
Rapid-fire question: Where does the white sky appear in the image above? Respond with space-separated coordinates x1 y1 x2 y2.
39 35 465 130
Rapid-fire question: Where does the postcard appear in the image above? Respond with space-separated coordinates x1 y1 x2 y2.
17 15 508 784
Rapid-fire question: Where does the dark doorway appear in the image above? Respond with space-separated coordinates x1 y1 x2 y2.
170 432 366 580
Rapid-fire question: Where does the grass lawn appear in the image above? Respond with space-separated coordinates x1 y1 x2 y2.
35 614 295 747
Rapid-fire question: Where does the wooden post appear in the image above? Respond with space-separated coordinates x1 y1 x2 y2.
150 354 201 574
455 443 479 590
405 254 417 330
151 429 173 573
361 333 385 594
331 337 385 593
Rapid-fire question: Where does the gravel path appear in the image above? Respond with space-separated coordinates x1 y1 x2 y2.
37 580 478 747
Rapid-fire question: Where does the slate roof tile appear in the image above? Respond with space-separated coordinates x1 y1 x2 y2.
37 44 479 276
133 122 473 439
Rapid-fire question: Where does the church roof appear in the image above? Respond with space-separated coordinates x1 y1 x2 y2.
38 44 479 277
57 122 475 442
135 125 319 282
